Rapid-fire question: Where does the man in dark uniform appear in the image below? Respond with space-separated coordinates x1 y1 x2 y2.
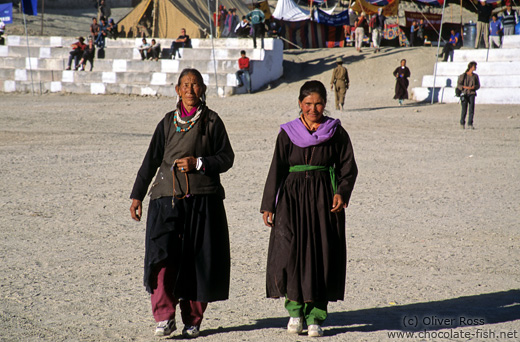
330 57 350 110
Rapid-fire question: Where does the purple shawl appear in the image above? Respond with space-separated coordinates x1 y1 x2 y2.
280 116 341 148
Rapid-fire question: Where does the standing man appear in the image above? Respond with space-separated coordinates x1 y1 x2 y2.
372 7 385 53
330 57 350 111
474 0 492 49
502 3 518 36
236 50 252 93
97 0 111 22
246 3 265 49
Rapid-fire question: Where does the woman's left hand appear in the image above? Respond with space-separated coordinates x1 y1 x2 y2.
331 194 344 213
175 157 197 172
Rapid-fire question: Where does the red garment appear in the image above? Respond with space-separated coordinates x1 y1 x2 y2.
73 41 87 51
238 56 250 70
151 265 208 325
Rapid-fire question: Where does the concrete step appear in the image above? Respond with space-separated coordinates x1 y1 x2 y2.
453 47 520 62
411 86 520 104
0 57 241 73
502 35 520 48
434 61 520 76
0 79 239 97
5 35 278 50
421 74 520 88
0 69 242 87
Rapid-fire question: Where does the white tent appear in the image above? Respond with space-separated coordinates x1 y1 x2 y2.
272 0 335 22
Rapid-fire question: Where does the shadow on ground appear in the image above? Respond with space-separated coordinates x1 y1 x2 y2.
183 289 520 338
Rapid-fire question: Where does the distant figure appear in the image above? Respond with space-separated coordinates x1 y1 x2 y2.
148 39 161 61
417 19 425 46
170 28 191 59
502 4 519 36
221 9 233 37
97 0 111 22
138 38 151 60
107 18 118 39
393 59 410 106
246 3 265 49
0 18 5 39
267 17 282 37
440 29 461 62
66 36 86 70
95 17 108 49
235 16 251 38
235 50 252 93
410 21 417 47
90 17 100 39
474 0 492 48
372 8 385 53
354 12 366 52
330 57 349 110
228 9 240 38
489 14 503 48
76 37 96 71
457 61 480 129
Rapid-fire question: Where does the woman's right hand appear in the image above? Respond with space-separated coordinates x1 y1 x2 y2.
262 211 274 228
130 199 142 222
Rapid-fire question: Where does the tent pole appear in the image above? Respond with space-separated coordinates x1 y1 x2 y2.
215 0 219 38
207 0 219 96
152 0 157 37
431 0 447 105
21 2 35 96
40 0 44 36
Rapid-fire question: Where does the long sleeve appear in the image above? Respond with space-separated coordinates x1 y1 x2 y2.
260 130 290 213
200 116 234 176
130 120 165 201
333 127 358 206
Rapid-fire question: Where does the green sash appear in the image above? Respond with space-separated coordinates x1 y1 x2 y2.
288 165 337 194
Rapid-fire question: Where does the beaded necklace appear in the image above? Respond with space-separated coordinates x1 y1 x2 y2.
173 110 200 133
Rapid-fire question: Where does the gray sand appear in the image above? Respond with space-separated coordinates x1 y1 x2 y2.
1 34 519 342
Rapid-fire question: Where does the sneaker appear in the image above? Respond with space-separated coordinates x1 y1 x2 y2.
182 325 200 338
287 317 303 334
308 324 324 337
155 319 176 337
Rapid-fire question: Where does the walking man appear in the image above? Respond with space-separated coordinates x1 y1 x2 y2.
330 57 350 110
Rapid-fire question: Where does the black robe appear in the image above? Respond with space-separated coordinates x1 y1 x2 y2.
260 126 357 303
393 66 410 100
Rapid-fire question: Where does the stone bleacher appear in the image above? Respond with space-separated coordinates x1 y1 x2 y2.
412 35 520 105
0 36 283 97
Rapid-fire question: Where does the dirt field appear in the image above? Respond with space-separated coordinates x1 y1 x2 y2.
1 42 519 342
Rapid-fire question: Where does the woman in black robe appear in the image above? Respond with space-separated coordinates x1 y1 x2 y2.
260 81 358 337
130 68 234 338
393 59 411 105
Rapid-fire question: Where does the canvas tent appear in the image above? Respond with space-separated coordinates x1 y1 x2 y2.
117 0 251 38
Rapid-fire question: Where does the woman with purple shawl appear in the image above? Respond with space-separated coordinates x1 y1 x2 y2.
260 81 358 337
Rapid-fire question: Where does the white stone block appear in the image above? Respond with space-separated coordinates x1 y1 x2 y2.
151 73 167 85
113 59 127 72
25 58 38 70
62 70 74 83
141 87 157 96
91 83 106 95
132 49 141 60
0 46 7 57
102 72 117 84
50 82 62 92
15 69 27 81
4 80 16 92
50 37 63 47
39 47 51 58
226 73 237 87
161 60 179 73
7 36 21 46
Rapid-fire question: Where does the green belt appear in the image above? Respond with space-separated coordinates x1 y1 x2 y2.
288 165 337 194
